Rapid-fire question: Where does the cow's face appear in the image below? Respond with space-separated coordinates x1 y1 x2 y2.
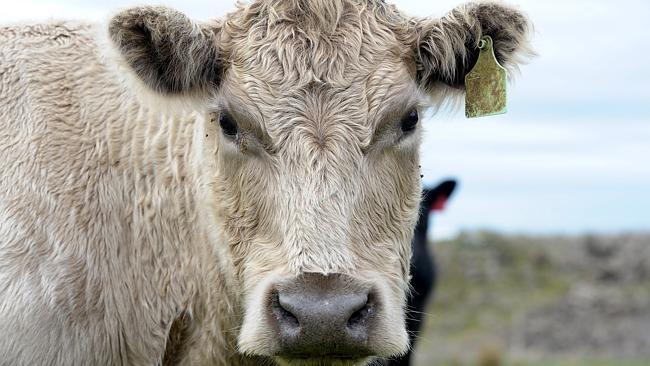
109 1 532 364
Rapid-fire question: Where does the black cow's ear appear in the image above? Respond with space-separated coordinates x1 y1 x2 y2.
414 2 534 91
422 180 458 212
109 6 221 95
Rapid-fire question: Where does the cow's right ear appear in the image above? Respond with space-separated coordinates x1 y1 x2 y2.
108 6 221 96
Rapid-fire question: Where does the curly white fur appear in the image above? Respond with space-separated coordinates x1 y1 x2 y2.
0 1 532 365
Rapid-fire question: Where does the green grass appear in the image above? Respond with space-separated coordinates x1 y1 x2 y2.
425 359 650 366
422 232 572 340
412 231 650 366
518 361 650 366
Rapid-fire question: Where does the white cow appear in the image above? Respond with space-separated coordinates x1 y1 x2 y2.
0 1 532 365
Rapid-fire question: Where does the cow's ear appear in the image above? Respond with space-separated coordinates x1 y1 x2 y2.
108 6 221 95
422 180 457 212
414 2 534 91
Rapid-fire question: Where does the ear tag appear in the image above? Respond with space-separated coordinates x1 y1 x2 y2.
465 36 508 118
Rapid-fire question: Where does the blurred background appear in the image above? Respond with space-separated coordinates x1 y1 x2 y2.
1 0 648 365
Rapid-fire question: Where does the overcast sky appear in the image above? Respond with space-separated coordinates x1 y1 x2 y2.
1 0 649 238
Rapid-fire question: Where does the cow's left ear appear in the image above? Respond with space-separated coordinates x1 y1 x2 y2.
414 2 534 91
109 6 221 95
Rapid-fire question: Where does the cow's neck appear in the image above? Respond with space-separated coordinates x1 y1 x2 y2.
105 100 243 358
108 102 202 184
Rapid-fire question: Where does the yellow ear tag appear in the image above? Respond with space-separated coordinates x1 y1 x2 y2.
465 36 508 118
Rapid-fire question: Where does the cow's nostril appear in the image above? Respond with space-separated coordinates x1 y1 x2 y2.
271 291 300 332
347 296 373 329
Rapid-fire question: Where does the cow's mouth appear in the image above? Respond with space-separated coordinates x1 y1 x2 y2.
275 355 373 366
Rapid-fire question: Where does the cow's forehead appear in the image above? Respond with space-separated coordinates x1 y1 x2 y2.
216 0 422 152
219 62 420 155
220 0 416 89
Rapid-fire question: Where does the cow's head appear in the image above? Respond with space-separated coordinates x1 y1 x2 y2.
109 1 532 364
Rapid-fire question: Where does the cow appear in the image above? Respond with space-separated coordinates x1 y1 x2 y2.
387 180 458 366
0 1 532 365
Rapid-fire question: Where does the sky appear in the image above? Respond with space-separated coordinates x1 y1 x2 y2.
1 0 649 238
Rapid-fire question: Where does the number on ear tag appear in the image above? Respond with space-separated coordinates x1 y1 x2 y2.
465 36 508 118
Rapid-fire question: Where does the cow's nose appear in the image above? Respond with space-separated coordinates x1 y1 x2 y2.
270 273 376 358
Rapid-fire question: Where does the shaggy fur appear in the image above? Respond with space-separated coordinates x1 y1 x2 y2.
416 2 533 89
109 6 221 95
0 1 532 365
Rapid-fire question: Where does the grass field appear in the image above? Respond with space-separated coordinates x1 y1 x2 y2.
411 231 650 366
522 361 650 366
430 361 650 366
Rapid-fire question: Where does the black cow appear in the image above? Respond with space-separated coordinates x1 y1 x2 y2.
387 179 458 366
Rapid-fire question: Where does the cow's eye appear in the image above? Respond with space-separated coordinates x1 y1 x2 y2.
219 113 238 138
400 109 419 134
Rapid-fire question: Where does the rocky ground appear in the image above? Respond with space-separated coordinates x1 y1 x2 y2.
412 232 650 366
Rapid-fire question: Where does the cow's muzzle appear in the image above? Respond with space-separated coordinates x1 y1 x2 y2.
269 272 378 359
